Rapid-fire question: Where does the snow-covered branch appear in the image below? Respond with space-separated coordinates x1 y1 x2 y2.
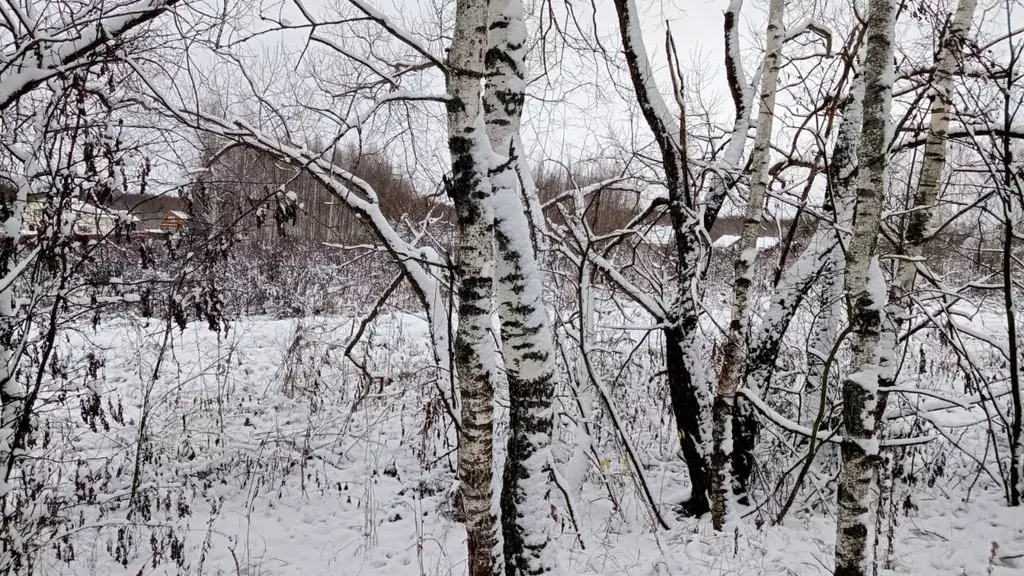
0 0 180 111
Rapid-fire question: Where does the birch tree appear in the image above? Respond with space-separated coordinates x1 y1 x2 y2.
834 0 897 573
876 0 979 428
445 3 504 573
608 0 835 511
483 1 559 573
767 66 868 524
804 66 863 421
710 0 785 529
91 0 1024 572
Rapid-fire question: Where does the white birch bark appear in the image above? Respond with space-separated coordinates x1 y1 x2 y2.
447 0 502 574
834 0 897 573
717 0 837 499
714 0 773 501
804 72 864 415
482 1 558 573
737 71 863 475
0 160 32 502
804 261 843 423
876 0 978 424
706 0 756 225
710 0 785 530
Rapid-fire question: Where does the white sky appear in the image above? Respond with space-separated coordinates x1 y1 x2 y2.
519 0 736 162
166 0 764 180
144 0 1024 219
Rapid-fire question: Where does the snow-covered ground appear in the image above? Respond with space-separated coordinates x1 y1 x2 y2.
25 310 1024 575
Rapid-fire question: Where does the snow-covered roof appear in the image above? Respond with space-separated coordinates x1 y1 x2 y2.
647 228 784 251
20 199 138 236
712 235 780 250
167 210 190 219
713 235 740 249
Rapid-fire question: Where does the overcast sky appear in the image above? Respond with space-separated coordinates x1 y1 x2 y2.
170 0 762 175
147 0 1023 219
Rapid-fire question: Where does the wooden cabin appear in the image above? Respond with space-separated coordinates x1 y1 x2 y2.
158 210 190 233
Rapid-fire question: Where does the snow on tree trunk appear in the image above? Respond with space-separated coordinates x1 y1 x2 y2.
483 1 558 573
710 0 785 530
805 260 842 419
446 1 501 574
612 0 714 516
739 70 863 482
663 324 712 515
806 71 863 401
0 163 31 500
711 0 763 500
876 0 977 425
708 0 756 226
834 0 896 574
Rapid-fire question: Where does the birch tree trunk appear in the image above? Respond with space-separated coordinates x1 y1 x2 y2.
710 0 785 529
834 0 896 574
482 1 558 573
0 170 29 504
805 72 863 412
714 0 763 501
612 0 714 517
804 263 842 418
876 0 978 425
710 0 756 226
446 1 502 574
737 70 864 486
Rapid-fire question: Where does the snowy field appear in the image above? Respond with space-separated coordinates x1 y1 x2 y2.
23 308 1023 576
